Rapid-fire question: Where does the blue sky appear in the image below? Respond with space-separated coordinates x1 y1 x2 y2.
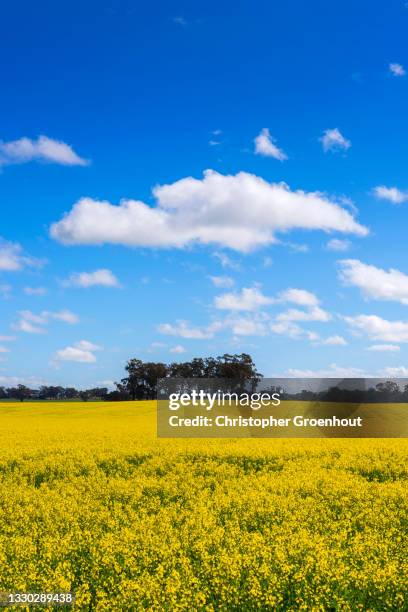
2 0 408 388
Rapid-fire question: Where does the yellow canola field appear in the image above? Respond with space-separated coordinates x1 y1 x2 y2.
0 401 407 611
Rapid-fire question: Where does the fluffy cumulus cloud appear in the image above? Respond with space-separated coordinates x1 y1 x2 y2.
0 135 88 167
344 314 408 343
50 170 368 252
338 259 408 304
55 340 101 363
14 309 79 334
274 288 330 327
158 286 335 342
63 268 121 288
389 62 406 77
157 320 222 339
254 128 287 160
0 238 43 272
277 288 319 307
320 128 351 153
214 287 273 311
271 320 320 342
372 186 407 204
226 313 269 337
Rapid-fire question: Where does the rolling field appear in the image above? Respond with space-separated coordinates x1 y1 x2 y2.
0 401 407 610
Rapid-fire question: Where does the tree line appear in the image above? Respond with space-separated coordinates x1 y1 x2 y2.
3 359 407 403
282 380 408 403
1 353 261 401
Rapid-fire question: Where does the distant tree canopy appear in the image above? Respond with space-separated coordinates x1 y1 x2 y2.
0 353 261 402
0 385 110 402
281 382 408 403
3 355 408 404
118 353 262 400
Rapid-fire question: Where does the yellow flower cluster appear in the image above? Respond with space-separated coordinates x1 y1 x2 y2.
0 401 407 610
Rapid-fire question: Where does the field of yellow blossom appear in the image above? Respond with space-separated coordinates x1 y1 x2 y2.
0 400 407 611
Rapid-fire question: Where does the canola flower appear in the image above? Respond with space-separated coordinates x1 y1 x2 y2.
0 401 407 611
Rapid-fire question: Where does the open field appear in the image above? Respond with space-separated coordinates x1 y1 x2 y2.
0 401 407 610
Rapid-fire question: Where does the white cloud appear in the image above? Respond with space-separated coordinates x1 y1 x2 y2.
270 320 320 341
55 340 101 363
50 170 368 252
389 62 406 77
339 259 408 304
0 375 50 387
381 366 408 377
0 346 10 353
270 321 305 339
0 135 88 167
209 275 235 288
366 344 400 352
14 309 79 334
285 363 366 377
277 288 319 307
321 335 348 346
24 286 47 296
214 287 273 311
159 313 269 340
63 268 121 288
0 239 43 271
320 128 351 153
344 314 408 343
254 128 287 161
147 341 167 353
50 310 79 324
326 238 351 251
274 288 330 324
275 306 331 322
0 335 15 342
14 310 47 334
372 186 407 204
285 242 309 253
226 313 269 336
213 251 240 270
16 319 45 334
97 379 115 389
158 320 221 339
170 345 186 353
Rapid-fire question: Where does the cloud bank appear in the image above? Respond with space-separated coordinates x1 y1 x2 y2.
50 170 368 252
